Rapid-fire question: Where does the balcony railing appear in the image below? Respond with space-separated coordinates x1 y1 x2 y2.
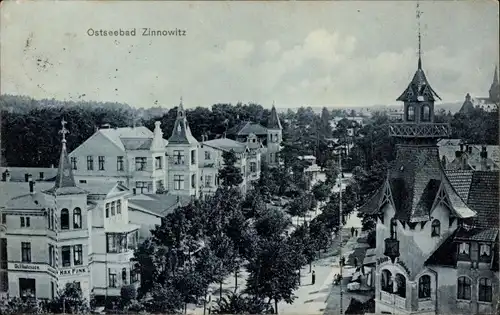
389 122 451 138
379 291 407 310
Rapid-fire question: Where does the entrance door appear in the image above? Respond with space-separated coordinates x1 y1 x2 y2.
19 278 36 298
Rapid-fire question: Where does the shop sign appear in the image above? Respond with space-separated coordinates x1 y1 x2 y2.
59 267 88 276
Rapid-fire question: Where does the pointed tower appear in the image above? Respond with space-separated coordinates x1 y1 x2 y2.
488 65 499 104
166 98 199 197
459 93 474 114
45 119 87 196
266 102 282 166
361 6 478 314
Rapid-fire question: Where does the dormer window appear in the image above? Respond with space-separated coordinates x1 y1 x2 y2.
480 244 491 257
459 242 470 255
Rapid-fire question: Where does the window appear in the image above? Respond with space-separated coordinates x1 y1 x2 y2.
107 234 117 253
135 157 147 171
111 201 116 216
61 246 71 267
117 156 124 171
21 242 31 263
173 150 185 165
105 203 110 218
109 269 117 288
395 274 406 298
155 156 162 170
459 242 470 255
191 150 196 165
73 208 82 229
131 266 140 283
73 245 83 266
205 175 212 187
122 268 127 285
421 105 431 122
79 180 87 184
381 269 393 292
136 181 150 194
51 209 54 230
431 219 440 237
191 174 196 189
98 156 105 170
478 278 492 302
70 157 77 170
20 217 30 228
250 162 257 173
49 245 54 267
418 275 431 299
174 175 184 190
480 244 491 257
117 200 122 214
87 156 94 171
205 151 211 160
60 209 69 230
407 105 415 121
457 277 471 300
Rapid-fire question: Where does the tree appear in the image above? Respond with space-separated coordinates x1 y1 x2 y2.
254 207 291 240
48 281 90 314
324 158 339 188
0 297 40 315
218 150 244 188
312 181 330 203
143 283 184 314
246 236 300 314
211 292 274 314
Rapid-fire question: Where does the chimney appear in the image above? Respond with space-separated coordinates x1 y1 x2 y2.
467 146 472 154
459 143 464 152
25 173 29 182
29 181 35 194
480 146 488 171
5 170 10 182
39 172 44 180
132 188 137 195
27 174 33 183
480 146 488 159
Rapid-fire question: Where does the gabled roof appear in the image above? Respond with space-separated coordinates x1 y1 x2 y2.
396 61 441 102
99 127 154 150
5 191 50 211
128 193 191 216
425 229 458 267
454 226 498 242
202 138 247 154
227 121 268 137
168 100 199 145
444 170 474 201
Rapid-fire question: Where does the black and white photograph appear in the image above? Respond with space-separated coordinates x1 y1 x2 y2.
0 1 498 314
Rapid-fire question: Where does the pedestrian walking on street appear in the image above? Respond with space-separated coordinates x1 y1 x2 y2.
312 270 316 285
351 227 355 237
355 229 358 237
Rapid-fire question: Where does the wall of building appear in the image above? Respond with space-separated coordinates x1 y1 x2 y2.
127 208 162 241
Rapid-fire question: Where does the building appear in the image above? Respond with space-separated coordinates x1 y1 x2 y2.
360 55 499 315
438 139 500 171
68 99 275 197
1 121 142 304
226 104 283 167
459 66 499 114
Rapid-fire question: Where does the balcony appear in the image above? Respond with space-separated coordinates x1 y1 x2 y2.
389 123 451 138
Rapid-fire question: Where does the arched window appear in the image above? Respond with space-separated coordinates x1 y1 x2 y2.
191 174 196 189
421 105 431 122
457 276 471 300
60 209 69 230
73 208 82 229
418 275 431 298
407 105 415 121
395 274 406 297
431 220 440 237
381 269 393 292
478 278 492 302
122 268 128 285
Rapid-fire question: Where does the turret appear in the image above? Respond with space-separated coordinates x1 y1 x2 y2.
266 102 282 166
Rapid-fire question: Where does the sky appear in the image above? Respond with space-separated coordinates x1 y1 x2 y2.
1 0 498 109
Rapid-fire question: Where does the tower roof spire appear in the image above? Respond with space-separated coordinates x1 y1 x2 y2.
44 119 86 196
417 1 422 69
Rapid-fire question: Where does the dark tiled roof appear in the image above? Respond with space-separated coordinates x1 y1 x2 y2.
445 170 474 201
425 230 458 267
459 94 475 114
413 179 441 219
0 167 58 182
128 194 191 216
467 171 499 228
454 226 498 242
168 104 199 145
396 64 441 102
267 106 282 130
358 185 385 215
227 121 268 136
